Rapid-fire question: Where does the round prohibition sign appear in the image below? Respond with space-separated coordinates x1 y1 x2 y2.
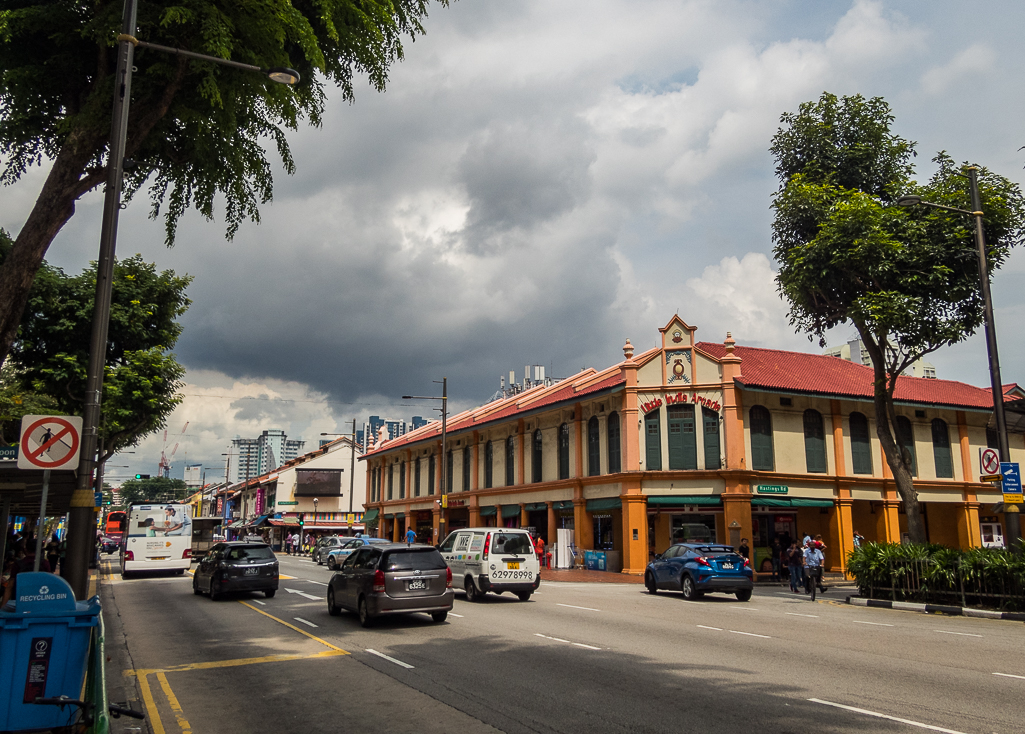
21 416 80 469
981 448 1000 476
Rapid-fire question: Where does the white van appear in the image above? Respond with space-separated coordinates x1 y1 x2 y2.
120 502 193 577
439 528 541 602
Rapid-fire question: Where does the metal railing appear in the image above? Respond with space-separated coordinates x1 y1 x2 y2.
862 558 1025 611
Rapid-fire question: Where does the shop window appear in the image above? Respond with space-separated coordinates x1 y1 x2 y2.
506 436 515 486
462 446 471 491
667 404 697 470
558 423 570 480
607 412 622 473
532 429 543 483
370 467 377 502
850 412 872 475
671 514 717 544
895 416 917 476
749 405 774 471
703 407 721 470
593 515 615 550
588 416 600 476
803 409 827 473
645 410 662 470
931 418 953 479
428 455 435 495
399 461 406 499
387 465 394 500
485 441 494 489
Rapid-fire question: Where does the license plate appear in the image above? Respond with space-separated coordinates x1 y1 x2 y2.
721 562 734 569
407 579 427 590
244 567 259 575
507 562 520 570
150 556 169 561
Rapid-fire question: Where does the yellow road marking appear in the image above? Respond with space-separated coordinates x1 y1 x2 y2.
126 650 347 677
238 600 347 652
137 672 167 734
156 672 192 734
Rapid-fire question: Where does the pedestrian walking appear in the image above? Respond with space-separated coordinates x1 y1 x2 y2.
803 539 826 596
852 530 864 548
405 526 417 545
786 542 803 593
738 538 750 560
770 537 781 582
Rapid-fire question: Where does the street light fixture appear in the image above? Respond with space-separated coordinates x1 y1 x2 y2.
898 167 1020 550
402 378 448 542
66 0 301 599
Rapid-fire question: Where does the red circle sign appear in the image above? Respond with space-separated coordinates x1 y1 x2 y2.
20 417 81 469
981 448 1000 476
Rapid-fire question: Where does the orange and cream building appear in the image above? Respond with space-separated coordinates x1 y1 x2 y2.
361 315 1023 575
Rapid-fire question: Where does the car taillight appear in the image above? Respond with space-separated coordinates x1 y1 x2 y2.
483 533 491 561
373 569 386 592
446 567 452 588
743 557 751 569
182 549 192 559
695 556 711 567
124 550 134 561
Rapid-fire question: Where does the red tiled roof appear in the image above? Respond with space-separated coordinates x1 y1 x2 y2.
697 342 1001 410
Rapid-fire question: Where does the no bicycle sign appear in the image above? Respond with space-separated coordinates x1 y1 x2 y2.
17 415 83 471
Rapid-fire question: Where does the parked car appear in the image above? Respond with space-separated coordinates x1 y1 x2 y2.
645 543 753 601
325 537 392 570
327 543 454 627
312 535 344 564
193 541 279 601
99 536 120 554
438 528 541 602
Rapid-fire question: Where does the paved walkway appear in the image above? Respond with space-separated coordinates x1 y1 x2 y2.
540 567 857 586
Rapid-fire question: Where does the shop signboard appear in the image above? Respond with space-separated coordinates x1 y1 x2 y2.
277 500 298 506
1001 462 1022 504
756 485 788 495
0 445 17 462
584 550 607 571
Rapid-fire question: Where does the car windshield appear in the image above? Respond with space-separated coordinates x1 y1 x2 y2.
227 546 274 561
491 533 532 555
383 550 446 571
692 546 738 557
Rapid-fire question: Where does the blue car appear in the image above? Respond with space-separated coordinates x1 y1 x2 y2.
325 537 392 570
645 543 753 601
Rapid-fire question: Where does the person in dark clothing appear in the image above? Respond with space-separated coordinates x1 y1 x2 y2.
738 538 750 560
770 538 782 582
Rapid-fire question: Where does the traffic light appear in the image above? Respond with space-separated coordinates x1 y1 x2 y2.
298 513 305 528
135 474 150 479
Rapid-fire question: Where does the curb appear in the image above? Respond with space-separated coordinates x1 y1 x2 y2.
846 595 1025 621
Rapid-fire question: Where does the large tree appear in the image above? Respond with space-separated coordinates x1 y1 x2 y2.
2 230 191 461
0 0 448 372
770 92 1025 543
117 475 187 504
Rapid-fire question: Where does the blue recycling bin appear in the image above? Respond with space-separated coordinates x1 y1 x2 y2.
0 573 100 732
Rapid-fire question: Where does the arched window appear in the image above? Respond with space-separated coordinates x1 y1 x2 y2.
399 461 406 498
932 418 953 478
703 407 721 470
645 409 662 470
850 412 872 475
587 416 600 476
749 405 774 471
446 450 453 492
532 429 543 483
462 446 471 491
506 436 515 486
428 455 436 495
803 409 827 473
387 464 394 500
668 404 697 470
607 412 621 473
558 423 570 479
895 416 917 476
485 441 494 488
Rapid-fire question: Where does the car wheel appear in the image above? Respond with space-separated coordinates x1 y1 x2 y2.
327 557 337 571
681 574 699 601
645 572 658 594
431 611 448 623
735 589 752 602
209 575 222 602
358 596 374 628
193 576 202 596
464 577 480 602
327 587 341 616
264 589 276 599
516 591 532 602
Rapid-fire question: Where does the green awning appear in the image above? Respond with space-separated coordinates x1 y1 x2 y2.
362 508 379 523
647 495 721 507
501 505 521 518
479 506 497 517
525 503 548 511
789 498 835 508
586 497 621 512
394 512 405 518
751 497 834 508
384 513 394 519
554 500 575 510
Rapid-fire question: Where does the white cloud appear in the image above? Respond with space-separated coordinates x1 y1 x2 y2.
920 43 997 95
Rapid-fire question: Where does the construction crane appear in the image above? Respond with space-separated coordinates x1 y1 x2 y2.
158 421 190 478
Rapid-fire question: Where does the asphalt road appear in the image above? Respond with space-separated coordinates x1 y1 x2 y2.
98 553 1025 734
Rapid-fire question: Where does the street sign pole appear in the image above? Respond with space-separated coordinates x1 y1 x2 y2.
33 469 50 572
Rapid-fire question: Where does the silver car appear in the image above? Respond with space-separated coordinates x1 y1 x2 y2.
325 537 391 570
312 535 345 564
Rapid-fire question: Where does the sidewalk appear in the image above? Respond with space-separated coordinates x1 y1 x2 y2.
542 567 644 583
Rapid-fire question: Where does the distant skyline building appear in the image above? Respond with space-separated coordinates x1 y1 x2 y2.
184 464 203 488
231 429 305 483
356 415 426 448
823 339 937 379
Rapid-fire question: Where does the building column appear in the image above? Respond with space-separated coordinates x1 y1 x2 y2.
956 501 982 549
573 499 593 554
876 500 902 543
722 490 753 551
469 498 481 528
520 503 528 529
432 506 441 543
546 502 556 545
620 494 648 575
574 402 584 479
391 517 400 542
404 511 413 536
827 495 854 575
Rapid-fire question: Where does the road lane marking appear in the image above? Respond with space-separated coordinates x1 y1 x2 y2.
677 599 703 605
729 606 759 611
786 612 819 618
853 620 893 627
697 625 723 631
137 672 167 734
536 633 572 643
286 588 321 601
156 671 192 734
572 642 602 650
993 672 1025 680
933 630 982 638
305 579 329 586
808 698 967 734
449 612 465 618
367 649 414 669
730 630 771 639
557 603 600 611
238 601 346 652
535 633 601 649
253 600 266 606
294 617 319 628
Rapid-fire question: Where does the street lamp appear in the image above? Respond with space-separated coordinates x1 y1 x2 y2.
403 378 448 542
65 0 301 599
898 166 1020 550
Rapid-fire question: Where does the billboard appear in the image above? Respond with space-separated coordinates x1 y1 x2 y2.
295 469 343 497
184 464 203 487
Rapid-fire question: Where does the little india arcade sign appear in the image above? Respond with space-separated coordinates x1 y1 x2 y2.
640 392 723 415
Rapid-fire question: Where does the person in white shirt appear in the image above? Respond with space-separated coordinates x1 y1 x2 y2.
802 541 826 594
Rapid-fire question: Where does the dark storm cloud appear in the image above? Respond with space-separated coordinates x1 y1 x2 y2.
229 394 303 424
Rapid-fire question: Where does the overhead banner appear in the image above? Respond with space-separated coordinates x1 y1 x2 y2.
295 469 343 497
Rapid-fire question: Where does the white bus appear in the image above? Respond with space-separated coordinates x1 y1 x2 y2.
120 502 193 577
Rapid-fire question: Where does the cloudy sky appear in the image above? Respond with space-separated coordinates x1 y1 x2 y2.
4 0 1025 483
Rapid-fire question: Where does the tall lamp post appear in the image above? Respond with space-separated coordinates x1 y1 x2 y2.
403 378 448 543
64 0 300 599
898 166 1020 551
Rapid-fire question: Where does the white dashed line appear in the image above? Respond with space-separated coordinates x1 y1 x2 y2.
572 642 602 650
993 672 1025 680
730 630 771 639
729 606 759 611
293 617 318 628
535 633 601 649
366 649 414 669
785 612 818 618
697 625 723 631
252 600 266 606
305 579 329 586
808 698 967 733
449 612 464 618
556 603 600 612
853 620 893 627
933 630 982 638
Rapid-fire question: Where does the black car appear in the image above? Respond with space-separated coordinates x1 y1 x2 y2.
645 543 754 601
193 541 279 601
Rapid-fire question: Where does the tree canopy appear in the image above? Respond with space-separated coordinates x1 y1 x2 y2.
117 476 188 505
0 0 449 373
770 92 1025 543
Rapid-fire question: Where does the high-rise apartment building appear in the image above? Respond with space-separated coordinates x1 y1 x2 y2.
356 415 426 448
230 429 305 483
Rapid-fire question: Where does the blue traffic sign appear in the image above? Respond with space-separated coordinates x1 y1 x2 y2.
1000 462 1021 495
